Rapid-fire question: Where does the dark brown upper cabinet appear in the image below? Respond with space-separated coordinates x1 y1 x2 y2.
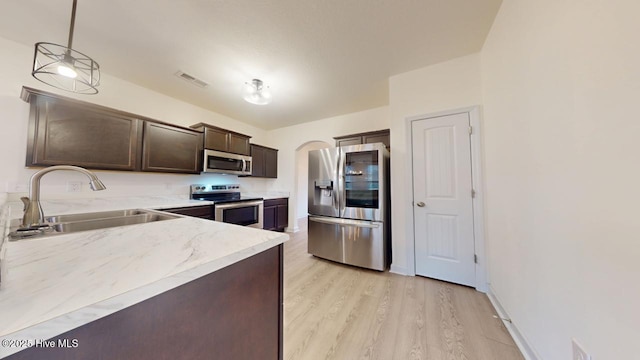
229 133 250 155
142 122 202 174
248 144 278 178
251 144 265 177
190 123 251 156
334 129 390 150
24 90 142 171
21 86 203 174
201 126 228 152
335 136 362 148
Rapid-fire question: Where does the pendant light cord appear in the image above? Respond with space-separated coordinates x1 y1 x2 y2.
67 0 77 49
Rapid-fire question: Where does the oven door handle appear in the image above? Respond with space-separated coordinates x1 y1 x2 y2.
215 200 264 210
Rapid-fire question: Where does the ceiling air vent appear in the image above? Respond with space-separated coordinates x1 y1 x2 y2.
175 71 209 88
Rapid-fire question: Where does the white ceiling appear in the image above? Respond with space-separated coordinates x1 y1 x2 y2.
0 0 502 130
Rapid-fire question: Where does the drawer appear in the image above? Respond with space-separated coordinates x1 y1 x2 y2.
264 198 288 207
163 205 213 219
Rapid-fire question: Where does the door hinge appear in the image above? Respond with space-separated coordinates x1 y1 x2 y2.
468 126 473 135
474 254 478 264
471 189 476 198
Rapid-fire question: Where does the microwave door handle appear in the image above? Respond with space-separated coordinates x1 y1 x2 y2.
216 200 263 210
241 158 246 171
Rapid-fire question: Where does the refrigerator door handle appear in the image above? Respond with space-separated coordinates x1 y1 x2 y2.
337 147 342 213
308 216 381 228
337 147 346 216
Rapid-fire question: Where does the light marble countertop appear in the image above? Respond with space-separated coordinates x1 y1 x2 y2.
0 195 288 358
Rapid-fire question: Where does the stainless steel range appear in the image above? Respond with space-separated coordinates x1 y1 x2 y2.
190 184 263 228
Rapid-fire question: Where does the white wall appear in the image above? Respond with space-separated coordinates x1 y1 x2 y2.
265 106 390 231
388 53 483 274
0 37 269 200
480 1 640 359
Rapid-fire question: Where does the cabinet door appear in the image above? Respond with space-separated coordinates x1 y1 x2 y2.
336 136 362 147
228 133 251 155
276 204 288 230
264 198 287 231
263 205 277 230
251 145 266 177
142 122 202 173
28 97 141 170
204 127 229 152
363 133 390 149
264 148 278 178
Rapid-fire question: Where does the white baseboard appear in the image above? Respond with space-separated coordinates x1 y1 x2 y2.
389 264 409 275
475 280 489 293
487 288 540 360
284 226 300 233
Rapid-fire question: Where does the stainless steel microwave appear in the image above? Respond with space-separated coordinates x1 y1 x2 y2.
203 149 252 175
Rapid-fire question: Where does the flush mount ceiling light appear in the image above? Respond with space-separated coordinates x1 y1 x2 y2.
32 0 100 94
242 79 272 105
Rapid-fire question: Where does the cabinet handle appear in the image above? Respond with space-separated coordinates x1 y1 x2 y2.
416 202 425 207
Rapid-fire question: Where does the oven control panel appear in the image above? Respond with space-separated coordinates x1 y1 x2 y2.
191 184 240 194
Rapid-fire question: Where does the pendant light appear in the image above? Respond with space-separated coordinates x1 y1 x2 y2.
242 79 272 105
32 0 100 94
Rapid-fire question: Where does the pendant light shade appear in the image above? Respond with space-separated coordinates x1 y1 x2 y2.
243 79 272 105
32 0 100 94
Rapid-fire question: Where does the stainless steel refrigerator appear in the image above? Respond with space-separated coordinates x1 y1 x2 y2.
307 143 390 271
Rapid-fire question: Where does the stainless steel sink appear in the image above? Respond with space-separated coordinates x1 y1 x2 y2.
8 209 180 241
44 209 157 223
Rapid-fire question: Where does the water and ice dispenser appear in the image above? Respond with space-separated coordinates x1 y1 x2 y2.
312 179 333 206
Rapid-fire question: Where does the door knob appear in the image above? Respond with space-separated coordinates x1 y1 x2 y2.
416 202 425 207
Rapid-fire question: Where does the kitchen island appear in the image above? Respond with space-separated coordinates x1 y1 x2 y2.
0 196 288 359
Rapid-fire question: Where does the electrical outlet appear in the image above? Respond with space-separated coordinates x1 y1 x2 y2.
7 182 28 193
67 181 82 193
572 339 591 360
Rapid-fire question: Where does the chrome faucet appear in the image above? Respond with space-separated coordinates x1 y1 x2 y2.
20 165 106 228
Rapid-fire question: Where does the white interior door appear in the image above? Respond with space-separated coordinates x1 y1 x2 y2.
412 112 475 286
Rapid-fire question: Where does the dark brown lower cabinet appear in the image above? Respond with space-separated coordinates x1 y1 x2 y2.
162 205 213 220
6 245 284 360
264 198 288 232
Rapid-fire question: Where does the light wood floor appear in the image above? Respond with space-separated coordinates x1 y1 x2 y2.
283 226 524 360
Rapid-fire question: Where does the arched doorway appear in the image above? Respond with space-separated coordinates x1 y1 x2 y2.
291 140 331 232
